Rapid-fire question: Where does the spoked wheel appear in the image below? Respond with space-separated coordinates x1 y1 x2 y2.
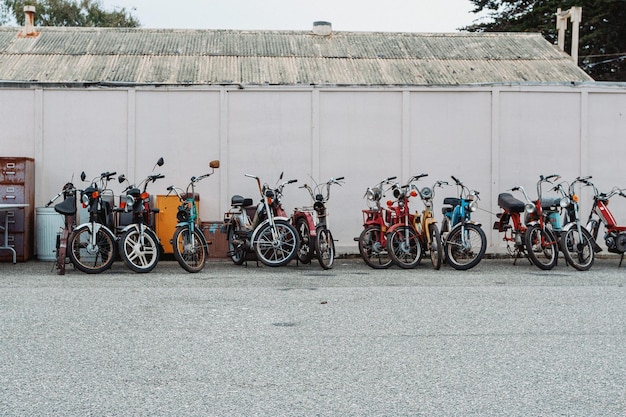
226 225 246 265
316 227 335 270
444 223 487 270
358 225 392 269
172 227 207 273
254 220 298 267
295 217 314 264
119 227 160 273
428 224 443 270
386 225 422 269
68 225 116 274
561 226 595 271
524 224 558 270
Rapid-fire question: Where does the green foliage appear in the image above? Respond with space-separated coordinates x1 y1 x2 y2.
464 0 626 81
3 0 140 27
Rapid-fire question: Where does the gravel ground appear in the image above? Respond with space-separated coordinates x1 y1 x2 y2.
1 257 625 416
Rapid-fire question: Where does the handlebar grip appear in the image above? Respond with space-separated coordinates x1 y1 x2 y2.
511 186 520 191
387 176 397 181
45 200 54 207
451 175 460 184
288 179 297 184
155 174 165 180
166 186 174 191
335 177 345 181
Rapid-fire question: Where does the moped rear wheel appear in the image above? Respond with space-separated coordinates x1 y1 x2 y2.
254 220 298 267
561 226 595 271
444 223 486 270
387 225 422 269
358 225 392 269
119 227 160 273
316 227 335 270
429 224 443 270
68 225 116 274
172 227 207 273
524 224 558 270
295 217 314 264
227 225 246 265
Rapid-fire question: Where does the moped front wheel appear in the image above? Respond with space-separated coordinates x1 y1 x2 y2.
254 220 298 267
358 225 392 269
387 225 422 269
316 227 335 270
524 224 558 270
172 227 207 273
444 223 486 270
560 226 595 271
68 225 116 274
119 227 160 273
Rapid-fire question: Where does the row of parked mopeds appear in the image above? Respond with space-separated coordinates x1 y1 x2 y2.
357 173 626 272
47 159 626 275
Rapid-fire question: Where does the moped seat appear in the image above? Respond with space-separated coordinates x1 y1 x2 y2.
54 196 77 215
231 195 254 207
498 193 525 213
443 197 461 207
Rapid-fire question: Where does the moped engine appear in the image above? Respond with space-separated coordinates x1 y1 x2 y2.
605 231 626 254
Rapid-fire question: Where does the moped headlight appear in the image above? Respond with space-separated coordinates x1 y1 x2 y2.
559 197 570 208
525 203 535 214
124 194 135 207
82 193 90 205
469 201 478 212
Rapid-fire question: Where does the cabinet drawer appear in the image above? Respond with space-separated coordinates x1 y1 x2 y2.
0 232 26 261
0 209 25 233
0 185 26 203
0 159 29 184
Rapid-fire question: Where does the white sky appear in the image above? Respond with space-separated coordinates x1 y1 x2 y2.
101 0 488 33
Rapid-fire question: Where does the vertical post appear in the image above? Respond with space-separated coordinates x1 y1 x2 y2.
570 7 582 65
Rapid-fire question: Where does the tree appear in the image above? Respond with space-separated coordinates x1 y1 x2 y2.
463 0 626 81
1 0 140 27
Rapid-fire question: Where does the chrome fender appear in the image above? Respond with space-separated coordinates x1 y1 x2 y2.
250 217 291 243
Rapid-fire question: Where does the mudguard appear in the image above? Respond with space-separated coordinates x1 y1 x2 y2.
292 210 317 237
250 217 291 243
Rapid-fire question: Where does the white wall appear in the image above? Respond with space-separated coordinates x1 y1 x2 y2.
1 84 625 254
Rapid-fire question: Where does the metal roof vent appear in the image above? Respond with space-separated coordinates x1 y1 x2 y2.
312 21 332 36
19 6 39 38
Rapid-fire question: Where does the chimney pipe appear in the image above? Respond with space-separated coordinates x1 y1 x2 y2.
312 21 332 36
19 6 39 38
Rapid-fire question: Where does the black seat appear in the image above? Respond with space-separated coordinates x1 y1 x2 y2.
443 197 461 207
231 195 254 207
541 197 562 209
497 193 525 213
54 196 76 216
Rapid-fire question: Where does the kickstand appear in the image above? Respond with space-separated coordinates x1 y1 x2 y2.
620 253 624 268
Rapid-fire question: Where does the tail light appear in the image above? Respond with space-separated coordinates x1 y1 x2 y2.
386 200 393 207
410 190 417 197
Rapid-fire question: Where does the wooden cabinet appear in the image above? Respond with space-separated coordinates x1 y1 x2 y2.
0 157 35 262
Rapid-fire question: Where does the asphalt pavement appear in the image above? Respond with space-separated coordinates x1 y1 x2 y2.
1 257 625 416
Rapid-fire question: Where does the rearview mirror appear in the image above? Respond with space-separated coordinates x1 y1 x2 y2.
209 160 220 169
118 174 126 183
157 157 164 167
80 172 86 181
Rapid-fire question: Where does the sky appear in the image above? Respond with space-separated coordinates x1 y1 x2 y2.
100 0 489 33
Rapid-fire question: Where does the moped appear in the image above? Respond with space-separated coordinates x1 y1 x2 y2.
583 178 626 267
440 176 486 270
553 176 599 271
67 171 118 274
165 160 220 273
415 179 446 270
357 176 397 269
385 174 428 269
45 180 78 275
222 173 299 267
116 157 165 273
292 176 344 269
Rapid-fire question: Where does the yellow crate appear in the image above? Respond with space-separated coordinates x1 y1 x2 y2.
155 195 199 254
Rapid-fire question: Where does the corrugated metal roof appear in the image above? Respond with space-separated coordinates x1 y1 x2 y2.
0 26 594 85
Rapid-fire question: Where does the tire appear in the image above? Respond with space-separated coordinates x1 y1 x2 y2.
254 220 298 267
316 227 335 270
68 225 116 274
386 225 422 269
295 217 314 264
119 227 160 273
358 225 392 269
429 224 443 270
172 227 207 273
560 226 595 271
524 224 558 270
227 225 245 265
444 223 487 270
